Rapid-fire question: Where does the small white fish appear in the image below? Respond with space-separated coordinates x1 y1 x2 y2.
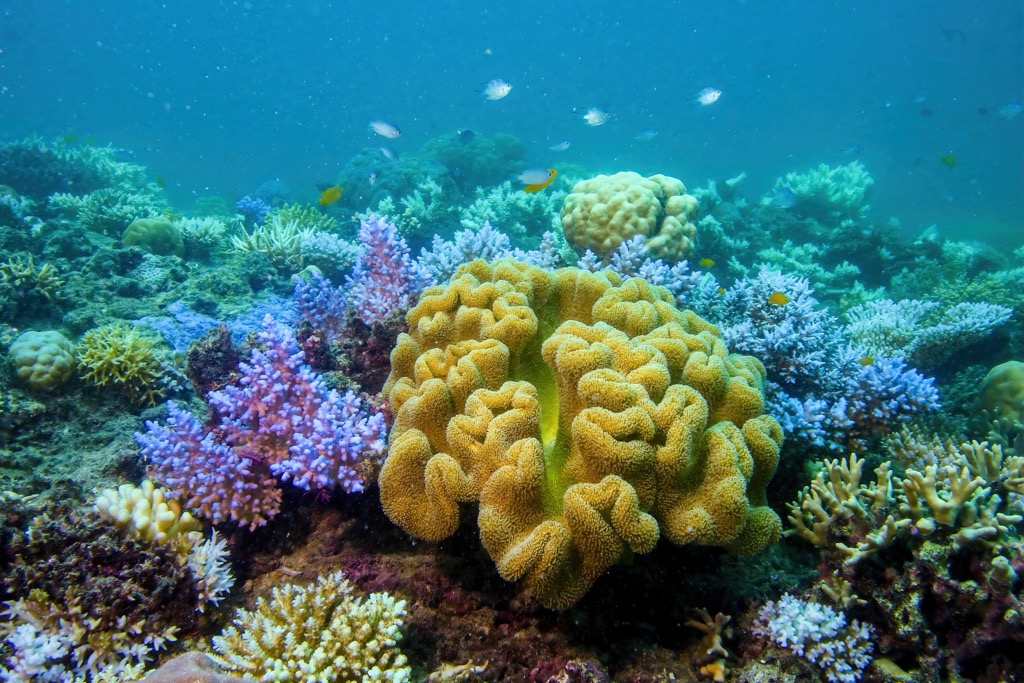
634 129 658 142
481 79 512 101
380 146 399 161
516 168 554 185
582 107 609 126
696 87 722 106
549 140 571 152
369 170 377 186
369 120 402 139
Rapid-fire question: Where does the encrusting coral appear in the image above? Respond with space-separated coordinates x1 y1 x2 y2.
560 171 699 263
380 258 782 608
210 571 410 682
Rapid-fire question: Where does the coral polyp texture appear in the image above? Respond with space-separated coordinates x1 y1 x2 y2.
560 171 699 263
210 571 410 682
379 258 783 608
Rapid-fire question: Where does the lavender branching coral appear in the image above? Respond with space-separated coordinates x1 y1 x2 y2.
695 266 940 453
416 220 564 284
344 213 430 324
137 315 385 528
577 235 703 310
845 298 1013 369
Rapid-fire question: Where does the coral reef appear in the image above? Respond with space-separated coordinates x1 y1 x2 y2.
560 171 699 263
784 438 1024 679
0 253 63 319
92 479 201 548
845 298 1013 369
752 594 874 683
121 217 185 258
380 257 782 608
210 571 410 682
459 180 565 245
978 360 1024 424
1 504 195 679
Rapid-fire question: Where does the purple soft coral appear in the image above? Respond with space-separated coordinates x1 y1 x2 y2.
346 213 429 325
135 401 282 530
234 195 271 224
207 314 385 492
294 269 347 338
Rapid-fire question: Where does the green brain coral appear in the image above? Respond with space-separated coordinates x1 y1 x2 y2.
380 258 782 608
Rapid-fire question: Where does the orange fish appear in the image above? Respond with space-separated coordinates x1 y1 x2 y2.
767 291 790 306
524 168 558 194
318 185 343 206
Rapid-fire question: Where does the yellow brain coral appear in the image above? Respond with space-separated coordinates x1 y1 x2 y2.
380 258 782 608
560 171 699 263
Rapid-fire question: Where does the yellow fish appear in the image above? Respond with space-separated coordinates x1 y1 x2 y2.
318 185 343 206
858 356 875 366
716 287 726 295
699 258 715 268
767 291 790 306
524 168 558 193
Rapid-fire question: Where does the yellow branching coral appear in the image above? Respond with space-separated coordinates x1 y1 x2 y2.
210 571 410 682
560 171 699 263
381 258 782 608
77 323 180 406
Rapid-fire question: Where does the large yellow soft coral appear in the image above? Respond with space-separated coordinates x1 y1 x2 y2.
381 259 782 608
560 171 699 263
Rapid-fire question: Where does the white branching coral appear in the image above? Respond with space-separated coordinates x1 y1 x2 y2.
845 298 1012 368
210 571 411 682
754 594 874 683
228 215 316 271
186 531 235 611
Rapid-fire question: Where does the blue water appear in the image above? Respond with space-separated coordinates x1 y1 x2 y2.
1 0 1020 244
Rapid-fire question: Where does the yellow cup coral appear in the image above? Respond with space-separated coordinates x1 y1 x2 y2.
560 171 699 263
380 259 782 608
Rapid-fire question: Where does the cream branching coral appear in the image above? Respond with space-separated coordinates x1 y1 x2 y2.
93 479 201 547
381 258 782 608
560 171 699 263
210 571 410 682
787 442 1024 565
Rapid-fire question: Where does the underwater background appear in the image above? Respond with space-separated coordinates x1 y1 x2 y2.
2 0 1022 244
0 1 1022 683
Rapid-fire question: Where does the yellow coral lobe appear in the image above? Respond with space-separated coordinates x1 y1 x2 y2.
380 258 782 608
